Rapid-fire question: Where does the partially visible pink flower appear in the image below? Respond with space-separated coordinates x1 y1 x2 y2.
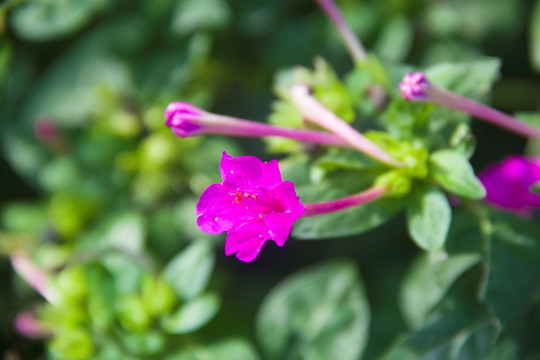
14 311 52 339
478 155 540 215
196 152 305 262
399 72 430 101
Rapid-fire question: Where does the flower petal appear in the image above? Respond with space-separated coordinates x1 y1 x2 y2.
220 152 265 186
225 223 268 262
255 159 282 187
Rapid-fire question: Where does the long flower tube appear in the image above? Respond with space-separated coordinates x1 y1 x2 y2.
314 0 367 63
302 185 387 217
290 84 404 167
10 254 60 305
399 72 540 139
164 101 351 147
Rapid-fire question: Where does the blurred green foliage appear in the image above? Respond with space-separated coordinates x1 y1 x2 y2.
1 0 540 359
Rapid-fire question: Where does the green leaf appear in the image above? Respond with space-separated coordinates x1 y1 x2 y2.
115 295 151 332
97 211 146 253
314 148 379 171
429 149 486 199
424 58 501 99
163 240 215 300
86 264 115 330
120 331 165 356
256 259 370 360
515 111 540 129
374 16 413 63
9 0 107 41
161 292 220 334
141 274 177 317
400 253 481 328
406 185 451 251
172 0 231 35
530 0 540 72
164 339 260 360
481 211 540 332
380 275 494 360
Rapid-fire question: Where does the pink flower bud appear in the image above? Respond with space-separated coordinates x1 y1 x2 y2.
399 72 430 101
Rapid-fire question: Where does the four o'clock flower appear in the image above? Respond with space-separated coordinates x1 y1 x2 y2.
478 155 540 216
196 152 390 261
399 72 540 139
164 101 350 148
197 152 305 262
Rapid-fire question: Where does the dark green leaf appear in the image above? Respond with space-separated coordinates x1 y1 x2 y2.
256 259 370 360
430 149 486 199
406 185 451 251
481 211 540 332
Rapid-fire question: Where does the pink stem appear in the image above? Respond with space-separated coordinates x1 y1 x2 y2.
203 113 352 147
427 87 540 139
302 185 387 217
314 0 367 63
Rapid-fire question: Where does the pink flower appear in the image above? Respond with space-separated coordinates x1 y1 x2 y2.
196 152 305 262
399 72 430 101
478 155 540 215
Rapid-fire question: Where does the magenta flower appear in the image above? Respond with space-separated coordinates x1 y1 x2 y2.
478 155 540 215
196 152 305 262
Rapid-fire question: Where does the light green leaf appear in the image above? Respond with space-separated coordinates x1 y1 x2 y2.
256 259 370 360
9 0 107 41
120 331 165 356
97 211 146 253
161 292 220 334
379 276 494 360
430 149 486 199
374 16 413 63
530 0 540 72
424 58 501 99
172 0 231 35
400 253 481 328
406 185 451 251
164 338 260 360
163 240 215 300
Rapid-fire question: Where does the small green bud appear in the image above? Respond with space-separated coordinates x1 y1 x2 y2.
56 265 87 303
48 327 95 360
141 274 177 317
375 170 411 197
115 295 151 332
